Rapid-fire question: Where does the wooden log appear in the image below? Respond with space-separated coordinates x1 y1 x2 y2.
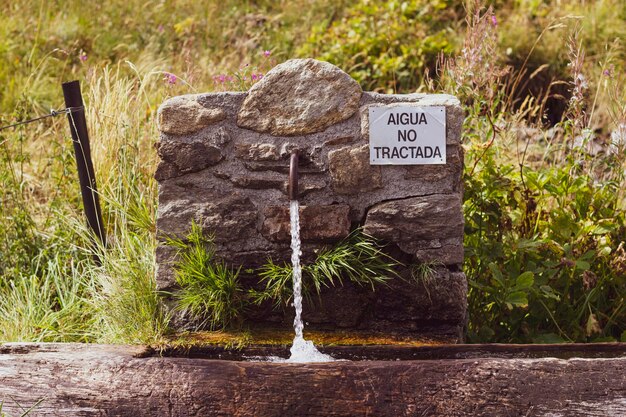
0 343 625 417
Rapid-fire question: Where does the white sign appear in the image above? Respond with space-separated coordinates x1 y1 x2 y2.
369 106 446 165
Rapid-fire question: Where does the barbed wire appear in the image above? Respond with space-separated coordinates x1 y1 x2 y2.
0 106 84 132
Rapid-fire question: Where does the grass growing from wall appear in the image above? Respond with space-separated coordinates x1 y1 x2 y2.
167 225 397 330
166 222 245 330
252 229 397 309
0 0 624 343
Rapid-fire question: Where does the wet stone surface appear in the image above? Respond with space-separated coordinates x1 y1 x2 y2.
261 204 351 242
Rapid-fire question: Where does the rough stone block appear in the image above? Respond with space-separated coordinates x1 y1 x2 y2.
156 127 230 178
404 146 463 190
215 169 287 191
363 194 464 264
157 140 222 174
235 143 281 161
231 176 286 190
328 144 382 194
155 244 177 290
154 161 180 181
158 96 225 135
373 269 467 324
323 135 355 147
413 237 465 266
157 193 257 243
301 284 372 328
262 205 351 242
237 59 362 136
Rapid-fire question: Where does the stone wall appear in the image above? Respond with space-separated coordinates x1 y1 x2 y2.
156 59 466 340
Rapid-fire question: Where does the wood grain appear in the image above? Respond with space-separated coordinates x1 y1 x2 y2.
1 343 624 416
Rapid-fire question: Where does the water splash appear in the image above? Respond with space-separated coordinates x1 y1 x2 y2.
287 200 335 363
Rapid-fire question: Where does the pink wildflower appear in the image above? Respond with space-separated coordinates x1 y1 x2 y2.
263 50 271 58
164 72 177 85
79 51 87 62
490 15 497 27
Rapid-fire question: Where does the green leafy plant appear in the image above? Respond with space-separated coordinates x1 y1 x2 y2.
299 0 460 93
428 2 626 343
252 230 398 308
166 222 245 329
464 150 626 343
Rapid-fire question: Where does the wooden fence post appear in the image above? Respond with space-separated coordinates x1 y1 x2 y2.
62 80 106 258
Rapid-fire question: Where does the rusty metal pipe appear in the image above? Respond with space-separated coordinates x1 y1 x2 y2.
289 150 299 201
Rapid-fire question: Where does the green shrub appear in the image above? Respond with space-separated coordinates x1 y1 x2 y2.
299 0 461 93
464 149 626 343
449 4 626 343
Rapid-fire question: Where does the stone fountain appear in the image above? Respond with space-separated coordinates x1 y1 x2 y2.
1 59 624 416
155 58 466 342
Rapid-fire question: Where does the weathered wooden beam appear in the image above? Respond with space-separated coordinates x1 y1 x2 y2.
0 343 624 417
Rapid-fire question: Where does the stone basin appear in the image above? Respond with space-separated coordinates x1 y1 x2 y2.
161 341 626 362
1 342 624 416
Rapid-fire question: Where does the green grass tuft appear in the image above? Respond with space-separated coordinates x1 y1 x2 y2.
166 222 245 330
253 230 398 308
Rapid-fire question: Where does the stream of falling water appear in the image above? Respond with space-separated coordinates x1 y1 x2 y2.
286 200 335 363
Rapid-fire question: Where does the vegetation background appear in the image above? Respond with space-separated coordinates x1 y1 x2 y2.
0 0 624 344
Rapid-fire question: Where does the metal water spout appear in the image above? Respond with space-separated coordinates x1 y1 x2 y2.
289 150 299 201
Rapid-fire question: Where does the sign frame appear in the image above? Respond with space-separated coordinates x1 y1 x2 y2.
369 105 446 165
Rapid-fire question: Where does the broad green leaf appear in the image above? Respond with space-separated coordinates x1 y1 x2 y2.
515 239 542 251
543 183 559 195
539 285 560 301
515 271 534 289
488 262 504 287
575 260 590 271
506 291 528 308
585 313 601 337
543 239 564 255
590 224 614 235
